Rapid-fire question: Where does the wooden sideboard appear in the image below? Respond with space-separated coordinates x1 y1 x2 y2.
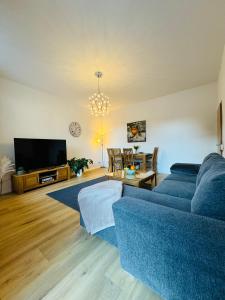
133 153 152 171
13 165 70 194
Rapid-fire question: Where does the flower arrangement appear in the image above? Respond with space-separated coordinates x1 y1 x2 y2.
124 163 136 179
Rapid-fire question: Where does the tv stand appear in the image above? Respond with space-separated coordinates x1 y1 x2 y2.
13 165 70 194
47 166 62 170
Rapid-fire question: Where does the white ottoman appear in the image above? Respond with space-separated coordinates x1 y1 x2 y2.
78 180 122 234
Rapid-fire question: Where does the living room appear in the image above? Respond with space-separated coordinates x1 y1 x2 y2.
0 1 225 300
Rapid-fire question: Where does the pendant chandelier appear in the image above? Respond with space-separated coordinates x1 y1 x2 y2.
89 71 111 117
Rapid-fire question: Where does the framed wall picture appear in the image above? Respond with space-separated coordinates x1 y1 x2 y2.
127 120 146 143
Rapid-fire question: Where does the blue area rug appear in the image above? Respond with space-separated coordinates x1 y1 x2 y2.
47 176 108 211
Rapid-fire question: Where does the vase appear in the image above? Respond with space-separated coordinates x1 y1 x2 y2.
126 169 135 179
76 169 83 177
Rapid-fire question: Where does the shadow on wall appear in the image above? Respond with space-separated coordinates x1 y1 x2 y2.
0 143 14 160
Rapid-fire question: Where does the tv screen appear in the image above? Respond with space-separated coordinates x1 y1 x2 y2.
14 138 67 171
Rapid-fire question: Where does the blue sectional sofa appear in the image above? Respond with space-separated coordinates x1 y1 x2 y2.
112 153 225 300
81 153 225 299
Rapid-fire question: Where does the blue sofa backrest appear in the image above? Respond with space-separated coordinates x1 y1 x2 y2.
196 153 223 186
192 153 225 221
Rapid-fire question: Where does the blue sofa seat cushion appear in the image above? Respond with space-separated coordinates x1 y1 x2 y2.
123 184 191 212
153 180 195 200
170 163 200 175
164 173 197 184
192 160 225 221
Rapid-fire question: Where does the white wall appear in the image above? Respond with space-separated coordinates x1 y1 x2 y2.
218 45 225 148
0 77 218 174
104 83 218 173
0 77 102 166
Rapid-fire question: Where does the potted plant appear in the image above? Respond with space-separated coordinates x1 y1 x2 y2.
67 157 93 177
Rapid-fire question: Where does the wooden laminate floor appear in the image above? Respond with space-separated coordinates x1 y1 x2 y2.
0 168 162 300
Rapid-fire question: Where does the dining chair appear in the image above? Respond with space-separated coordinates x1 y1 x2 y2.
151 147 159 172
123 148 134 167
151 147 159 185
107 148 114 172
141 147 159 189
111 148 123 172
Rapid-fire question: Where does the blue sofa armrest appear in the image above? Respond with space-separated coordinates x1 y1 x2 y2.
170 163 200 175
113 197 225 300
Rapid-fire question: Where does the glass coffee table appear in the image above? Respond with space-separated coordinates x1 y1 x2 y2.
106 170 156 188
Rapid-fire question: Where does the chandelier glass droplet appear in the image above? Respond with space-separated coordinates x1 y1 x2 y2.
89 71 111 117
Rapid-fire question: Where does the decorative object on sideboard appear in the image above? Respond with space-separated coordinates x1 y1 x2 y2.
133 145 139 154
89 71 111 117
0 156 15 194
69 122 81 137
67 157 93 177
127 120 146 143
16 166 25 175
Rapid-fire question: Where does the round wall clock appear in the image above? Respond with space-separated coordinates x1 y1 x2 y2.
69 122 81 137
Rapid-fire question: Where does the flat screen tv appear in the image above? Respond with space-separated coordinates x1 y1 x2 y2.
14 138 67 171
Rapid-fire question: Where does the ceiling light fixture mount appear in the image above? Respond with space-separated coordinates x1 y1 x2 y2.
89 71 111 117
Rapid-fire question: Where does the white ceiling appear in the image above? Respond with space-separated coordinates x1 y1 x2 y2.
0 0 225 106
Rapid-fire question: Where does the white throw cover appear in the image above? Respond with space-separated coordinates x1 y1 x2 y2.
78 180 123 234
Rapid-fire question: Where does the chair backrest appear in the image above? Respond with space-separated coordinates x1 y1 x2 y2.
107 148 114 157
107 148 114 172
123 148 134 167
111 148 122 156
152 147 159 173
111 148 123 170
123 148 133 155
